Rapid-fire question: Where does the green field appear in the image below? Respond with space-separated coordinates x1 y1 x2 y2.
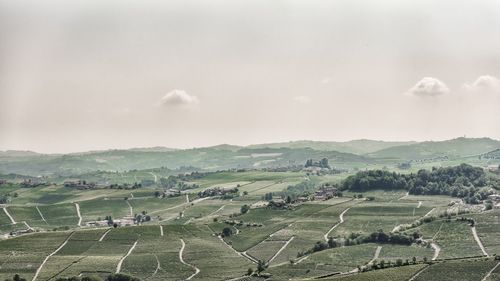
1 155 500 280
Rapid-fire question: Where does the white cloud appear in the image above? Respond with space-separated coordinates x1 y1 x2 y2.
464 75 500 92
160 89 199 107
293 96 312 103
321 77 331 84
406 77 450 97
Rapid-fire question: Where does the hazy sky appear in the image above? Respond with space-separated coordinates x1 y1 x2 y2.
1 0 500 153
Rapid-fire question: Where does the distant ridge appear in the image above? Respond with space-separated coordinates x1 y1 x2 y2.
368 137 500 159
247 139 416 154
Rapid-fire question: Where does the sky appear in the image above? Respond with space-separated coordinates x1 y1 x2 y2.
1 0 500 153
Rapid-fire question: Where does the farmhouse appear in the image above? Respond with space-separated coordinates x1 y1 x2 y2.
198 187 237 198
296 196 309 203
21 178 46 188
9 228 34 236
86 216 135 227
486 165 499 172
488 194 500 201
268 198 287 209
165 188 181 197
314 187 338 201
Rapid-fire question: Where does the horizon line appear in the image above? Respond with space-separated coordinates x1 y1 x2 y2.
1 136 498 155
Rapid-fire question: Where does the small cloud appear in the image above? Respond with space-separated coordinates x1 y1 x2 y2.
160 89 199 107
464 75 500 92
406 77 450 97
293 96 312 103
321 77 331 84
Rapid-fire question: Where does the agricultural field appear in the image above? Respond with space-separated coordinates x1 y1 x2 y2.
325 264 427 281
412 259 499 281
1 164 500 280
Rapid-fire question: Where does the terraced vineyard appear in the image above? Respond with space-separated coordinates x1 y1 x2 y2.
1 168 500 280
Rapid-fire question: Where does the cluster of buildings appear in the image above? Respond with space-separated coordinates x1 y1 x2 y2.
21 179 47 188
314 186 339 201
486 165 499 172
164 188 181 197
9 228 34 237
198 187 237 198
64 180 96 190
0 179 7 185
85 216 135 227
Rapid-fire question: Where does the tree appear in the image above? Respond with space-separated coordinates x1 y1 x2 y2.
105 216 113 226
82 277 103 281
320 158 330 169
412 256 417 264
243 191 249 196
240 204 250 214
257 260 267 273
327 237 337 248
12 274 27 281
247 268 253 276
222 227 233 237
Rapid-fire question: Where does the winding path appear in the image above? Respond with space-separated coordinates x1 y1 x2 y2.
32 233 73 281
207 205 225 217
148 172 158 183
368 246 382 265
481 262 500 281
126 200 134 216
151 254 161 277
116 241 138 273
423 208 435 217
150 197 210 216
232 226 240 235
295 255 309 264
324 208 350 241
471 226 489 257
36 206 47 223
74 203 82 226
23 221 32 231
216 235 257 264
98 229 111 242
241 251 259 264
408 265 430 281
3 207 16 224
268 236 295 264
431 242 441 260
179 239 200 280
398 192 409 200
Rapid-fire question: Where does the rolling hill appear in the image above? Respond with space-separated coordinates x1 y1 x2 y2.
247 139 415 154
369 137 500 160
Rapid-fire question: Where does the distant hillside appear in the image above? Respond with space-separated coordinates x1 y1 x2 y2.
480 148 500 159
2 138 498 176
247 140 415 154
0 146 370 177
0 150 42 157
369 137 500 160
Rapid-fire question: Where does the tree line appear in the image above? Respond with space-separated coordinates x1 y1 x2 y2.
341 164 497 204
